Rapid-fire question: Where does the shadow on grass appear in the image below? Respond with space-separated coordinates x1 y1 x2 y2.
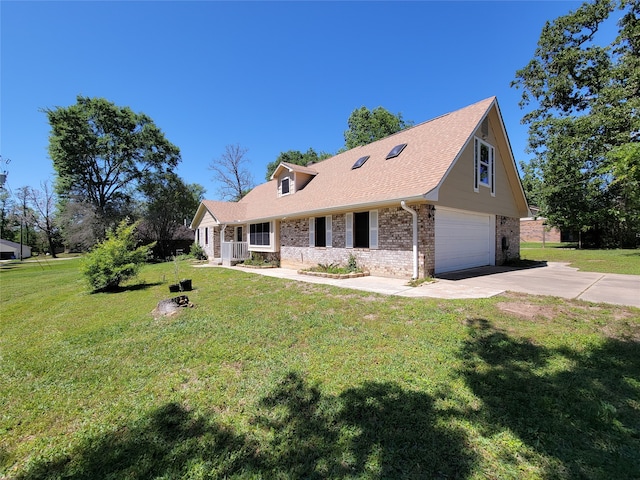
91 282 164 294
255 372 474 478
0 260 24 270
16 373 475 479
460 319 640 479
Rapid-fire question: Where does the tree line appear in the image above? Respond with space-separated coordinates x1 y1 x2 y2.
514 0 639 248
0 97 411 258
3 0 636 257
1 97 205 259
208 106 413 202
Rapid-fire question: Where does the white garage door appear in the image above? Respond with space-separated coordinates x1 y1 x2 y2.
435 208 495 274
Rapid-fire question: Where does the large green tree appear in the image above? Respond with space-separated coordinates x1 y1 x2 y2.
513 0 639 247
139 171 205 259
343 106 413 151
45 96 181 240
264 148 332 181
264 107 411 180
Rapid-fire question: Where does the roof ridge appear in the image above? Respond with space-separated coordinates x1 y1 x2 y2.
341 96 497 147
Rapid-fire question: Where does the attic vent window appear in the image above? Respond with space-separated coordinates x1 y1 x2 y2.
386 143 407 159
351 155 370 170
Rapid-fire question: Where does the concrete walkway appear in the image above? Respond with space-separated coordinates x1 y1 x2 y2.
212 262 640 308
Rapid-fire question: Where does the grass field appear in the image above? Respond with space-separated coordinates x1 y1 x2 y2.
1 257 639 479
520 243 640 275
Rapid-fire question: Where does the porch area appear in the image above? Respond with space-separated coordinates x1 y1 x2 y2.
221 241 249 266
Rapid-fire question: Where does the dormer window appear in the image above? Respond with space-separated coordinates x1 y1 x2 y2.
271 162 318 197
281 177 290 195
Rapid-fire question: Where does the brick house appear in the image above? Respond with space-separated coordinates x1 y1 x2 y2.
190 97 530 278
520 217 562 243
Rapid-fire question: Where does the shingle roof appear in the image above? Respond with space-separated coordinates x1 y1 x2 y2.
232 97 498 221
271 162 319 179
199 200 247 223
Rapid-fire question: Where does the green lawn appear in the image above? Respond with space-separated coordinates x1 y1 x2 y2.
520 243 640 275
1 258 639 479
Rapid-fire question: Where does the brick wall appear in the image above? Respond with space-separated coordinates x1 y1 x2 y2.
279 203 435 278
520 218 561 242
495 216 521 265
255 207 522 275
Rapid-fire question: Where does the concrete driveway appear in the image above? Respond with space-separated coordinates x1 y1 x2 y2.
433 262 640 307
219 262 640 308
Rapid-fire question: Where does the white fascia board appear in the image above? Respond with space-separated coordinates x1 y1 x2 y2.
246 195 428 224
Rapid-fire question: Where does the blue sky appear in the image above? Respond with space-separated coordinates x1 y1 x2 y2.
1 0 584 200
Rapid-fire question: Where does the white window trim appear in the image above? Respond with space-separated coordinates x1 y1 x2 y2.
345 211 377 249
474 137 495 196
248 221 273 250
310 215 332 248
281 176 291 196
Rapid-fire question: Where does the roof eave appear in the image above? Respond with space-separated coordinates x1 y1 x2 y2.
189 202 219 229
239 195 430 223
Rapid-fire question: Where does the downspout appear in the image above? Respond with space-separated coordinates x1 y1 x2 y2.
220 225 227 264
400 201 419 279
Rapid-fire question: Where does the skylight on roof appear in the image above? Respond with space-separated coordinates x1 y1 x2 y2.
351 155 370 170
386 143 407 159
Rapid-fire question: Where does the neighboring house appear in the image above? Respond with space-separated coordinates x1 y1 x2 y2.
0 239 32 260
520 207 562 243
190 97 530 278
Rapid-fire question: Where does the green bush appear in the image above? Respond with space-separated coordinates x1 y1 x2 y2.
242 252 279 267
81 220 155 292
190 242 207 261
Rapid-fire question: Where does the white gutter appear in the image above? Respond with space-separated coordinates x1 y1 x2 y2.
246 195 428 224
400 201 419 279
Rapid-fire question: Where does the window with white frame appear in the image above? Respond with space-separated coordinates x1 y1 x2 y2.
474 137 495 195
345 211 378 249
309 216 332 247
281 177 290 195
235 226 243 242
249 222 270 246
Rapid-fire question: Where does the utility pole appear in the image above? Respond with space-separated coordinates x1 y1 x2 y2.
0 156 10 248
20 193 26 260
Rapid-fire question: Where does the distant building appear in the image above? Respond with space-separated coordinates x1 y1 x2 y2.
0 238 32 260
520 207 562 243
